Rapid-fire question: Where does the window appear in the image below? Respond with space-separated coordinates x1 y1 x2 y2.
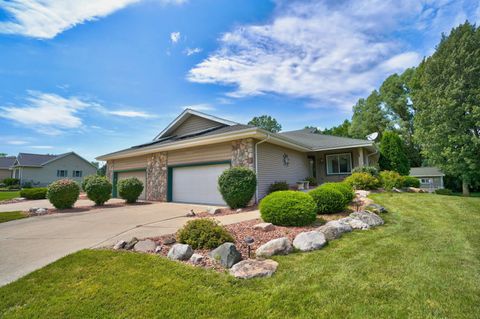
57 170 68 177
73 170 82 178
420 178 432 184
326 153 352 175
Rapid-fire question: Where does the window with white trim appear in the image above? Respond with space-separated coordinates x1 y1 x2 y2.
73 170 82 178
57 170 68 177
326 153 352 175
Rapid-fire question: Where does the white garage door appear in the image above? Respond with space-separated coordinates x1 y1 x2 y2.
117 170 146 200
172 163 229 205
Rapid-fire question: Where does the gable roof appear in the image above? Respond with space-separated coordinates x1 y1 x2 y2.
14 152 96 168
410 167 445 177
0 156 16 169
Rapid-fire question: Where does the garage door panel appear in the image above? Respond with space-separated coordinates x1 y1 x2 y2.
172 164 229 205
117 170 146 200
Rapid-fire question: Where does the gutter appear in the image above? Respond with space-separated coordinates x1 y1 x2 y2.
254 134 270 203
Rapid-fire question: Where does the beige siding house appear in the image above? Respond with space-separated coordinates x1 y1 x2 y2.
410 167 445 192
97 109 379 205
0 156 16 181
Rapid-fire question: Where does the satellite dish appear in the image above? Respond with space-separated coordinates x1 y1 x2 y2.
366 132 379 141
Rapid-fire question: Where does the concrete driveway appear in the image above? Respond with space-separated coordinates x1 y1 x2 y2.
0 200 259 287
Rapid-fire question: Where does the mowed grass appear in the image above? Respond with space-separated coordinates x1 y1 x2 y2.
1 193 479 318
0 191 20 202
0 211 27 223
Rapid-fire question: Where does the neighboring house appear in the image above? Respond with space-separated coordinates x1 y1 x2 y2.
410 167 445 192
97 109 379 205
11 152 97 187
0 156 16 181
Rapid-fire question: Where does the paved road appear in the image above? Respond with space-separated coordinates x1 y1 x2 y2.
0 200 259 287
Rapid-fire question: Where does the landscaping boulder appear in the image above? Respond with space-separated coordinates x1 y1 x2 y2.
113 240 127 250
167 244 193 261
253 222 274 232
407 187 427 193
28 207 48 216
134 239 157 253
230 259 278 279
365 203 387 214
317 220 352 241
163 237 176 245
255 237 292 258
293 231 327 251
155 246 162 254
338 217 370 230
349 211 384 227
186 210 196 217
392 187 403 193
190 253 205 264
124 237 139 250
208 242 242 268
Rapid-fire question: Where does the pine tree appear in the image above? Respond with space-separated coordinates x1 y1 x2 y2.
379 131 410 175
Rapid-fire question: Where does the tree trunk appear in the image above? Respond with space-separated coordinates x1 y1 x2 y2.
462 180 470 197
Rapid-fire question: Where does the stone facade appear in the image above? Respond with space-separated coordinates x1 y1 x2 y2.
106 160 113 181
231 138 254 170
146 152 168 201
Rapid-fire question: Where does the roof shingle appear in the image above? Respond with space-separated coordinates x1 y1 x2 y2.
0 156 16 169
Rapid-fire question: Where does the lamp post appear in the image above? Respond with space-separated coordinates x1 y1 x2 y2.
244 236 255 258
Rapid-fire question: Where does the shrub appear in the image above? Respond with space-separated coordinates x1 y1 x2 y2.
435 188 453 196
379 131 410 175
118 177 144 203
344 172 380 190
85 176 112 206
218 167 256 208
304 176 318 186
47 179 80 209
3 178 20 186
7 184 20 190
267 181 289 194
81 175 97 192
320 182 355 205
177 218 234 249
19 187 47 200
379 170 405 191
260 191 317 226
352 166 379 177
308 187 346 214
403 176 421 188
22 182 32 189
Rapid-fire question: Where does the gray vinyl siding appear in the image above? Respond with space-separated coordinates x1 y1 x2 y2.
19 154 97 187
417 176 444 191
256 142 309 199
168 142 231 165
0 169 11 181
109 155 148 171
170 116 222 137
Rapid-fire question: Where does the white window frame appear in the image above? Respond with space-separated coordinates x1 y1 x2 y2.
326 153 352 175
57 170 68 177
73 170 82 178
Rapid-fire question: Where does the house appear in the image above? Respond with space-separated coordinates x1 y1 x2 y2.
410 167 445 192
11 152 97 187
0 156 16 181
97 109 379 205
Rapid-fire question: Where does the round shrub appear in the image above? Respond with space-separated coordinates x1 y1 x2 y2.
352 165 379 177
320 182 355 205
435 188 453 196
260 191 317 226
85 176 112 206
3 178 20 187
81 175 97 192
118 177 144 203
308 187 346 214
402 176 421 188
47 179 80 209
177 218 234 249
218 167 256 208
379 170 404 191
344 172 380 190
267 181 289 194
19 187 47 200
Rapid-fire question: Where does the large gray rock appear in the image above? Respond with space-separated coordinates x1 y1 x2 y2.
208 242 242 268
338 217 370 230
255 237 292 258
113 240 127 250
230 259 278 279
365 203 387 214
124 237 139 250
293 231 327 251
167 244 193 261
317 220 352 241
189 253 205 265
349 211 384 227
133 239 157 252
253 222 274 232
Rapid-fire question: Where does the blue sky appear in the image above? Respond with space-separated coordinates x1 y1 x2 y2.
0 0 479 162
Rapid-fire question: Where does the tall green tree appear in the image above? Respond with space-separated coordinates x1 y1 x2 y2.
248 115 282 133
322 120 352 137
0 153 7 157
349 90 389 139
411 22 480 196
379 131 410 175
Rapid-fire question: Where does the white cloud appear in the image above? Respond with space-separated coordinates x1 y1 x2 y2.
107 110 153 118
188 0 478 111
170 31 181 43
185 47 202 56
30 145 54 149
181 103 215 111
6 140 28 145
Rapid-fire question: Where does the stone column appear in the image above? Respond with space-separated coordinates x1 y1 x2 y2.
106 160 114 182
231 138 254 170
146 152 168 201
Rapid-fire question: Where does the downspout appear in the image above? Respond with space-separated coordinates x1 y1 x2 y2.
254 134 270 203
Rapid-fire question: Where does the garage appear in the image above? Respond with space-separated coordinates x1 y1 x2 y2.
116 170 146 200
170 163 229 205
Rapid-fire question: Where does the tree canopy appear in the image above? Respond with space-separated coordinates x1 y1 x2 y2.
248 115 282 133
378 131 410 175
349 90 389 139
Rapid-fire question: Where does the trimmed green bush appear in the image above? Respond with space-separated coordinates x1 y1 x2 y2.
218 167 256 209
118 177 144 203
304 176 318 186
403 176 421 188
267 181 289 194
3 178 20 186
320 182 355 205
47 179 80 209
308 187 347 214
379 170 404 191
435 188 453 196
177 218 234 249
344 172 380 190
85 176 112 206
352 166 379 177
19 188 47 200
260 191 317 226
81 175 97 192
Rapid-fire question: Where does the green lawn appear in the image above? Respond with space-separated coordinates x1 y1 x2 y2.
0 191 20 202
0 211 27 223
1 194 479 318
